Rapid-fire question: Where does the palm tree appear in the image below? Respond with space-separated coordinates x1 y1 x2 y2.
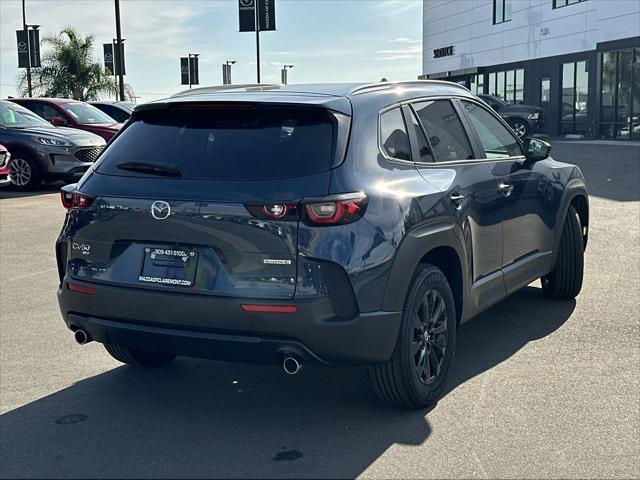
18 27 133 101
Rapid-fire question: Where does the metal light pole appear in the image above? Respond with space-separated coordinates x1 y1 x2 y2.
114 0 125 101
21 0 32 97
281 64 294 85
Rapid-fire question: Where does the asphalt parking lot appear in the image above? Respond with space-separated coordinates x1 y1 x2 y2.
1 141 639 479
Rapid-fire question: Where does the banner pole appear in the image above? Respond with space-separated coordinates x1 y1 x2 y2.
22 0 32 97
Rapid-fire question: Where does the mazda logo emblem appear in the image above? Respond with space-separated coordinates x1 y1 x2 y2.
151 201 171 220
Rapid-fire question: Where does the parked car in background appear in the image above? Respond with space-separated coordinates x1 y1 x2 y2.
89 101 135 123
9 98 122 141
478 94 543 139
0 100 106 190
0 144 11 187
56 82 588 409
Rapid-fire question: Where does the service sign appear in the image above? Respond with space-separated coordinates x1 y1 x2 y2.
433 45 455 59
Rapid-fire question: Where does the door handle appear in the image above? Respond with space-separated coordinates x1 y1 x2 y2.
450 192 465 208
498 181 514 196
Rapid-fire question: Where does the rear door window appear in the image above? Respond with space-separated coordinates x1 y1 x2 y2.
379 107 411 161
412 100 474 161
407 109 434 163
96 106 339 180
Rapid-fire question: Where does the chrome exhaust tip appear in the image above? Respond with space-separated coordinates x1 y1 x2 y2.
283 356 301 375
73 329 91 345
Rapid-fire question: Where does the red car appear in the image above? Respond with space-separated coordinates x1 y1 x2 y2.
0 144 11 187
9 98 123 141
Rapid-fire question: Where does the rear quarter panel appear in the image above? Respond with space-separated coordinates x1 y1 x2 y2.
305 93 456 313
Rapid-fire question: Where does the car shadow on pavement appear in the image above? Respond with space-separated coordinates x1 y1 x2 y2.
0 285 574 479
0 183 61 200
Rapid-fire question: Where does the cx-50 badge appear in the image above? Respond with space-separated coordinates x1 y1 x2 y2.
151 201 171 220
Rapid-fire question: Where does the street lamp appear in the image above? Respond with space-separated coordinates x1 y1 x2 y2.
114 0 126 101
281 64 294 85
223 60 236 85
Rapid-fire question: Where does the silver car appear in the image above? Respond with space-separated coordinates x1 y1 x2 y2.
0 100 106 190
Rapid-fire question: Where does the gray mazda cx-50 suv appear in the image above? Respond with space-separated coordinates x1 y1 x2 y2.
56 82 588 408
0 100 106 190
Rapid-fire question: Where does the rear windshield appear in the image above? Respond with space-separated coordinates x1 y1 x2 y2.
95 106 338 180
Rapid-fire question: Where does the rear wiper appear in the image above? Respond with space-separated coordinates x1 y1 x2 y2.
116 161 182 177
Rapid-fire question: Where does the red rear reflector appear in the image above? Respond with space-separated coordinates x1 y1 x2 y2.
67 283 96 295
241 304 297 313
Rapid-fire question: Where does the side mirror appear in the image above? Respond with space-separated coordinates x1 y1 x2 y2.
523 138 551 162
51 116 67 126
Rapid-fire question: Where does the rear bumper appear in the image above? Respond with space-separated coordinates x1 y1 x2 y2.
57 278 402 366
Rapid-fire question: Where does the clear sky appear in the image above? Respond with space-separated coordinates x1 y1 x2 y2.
0 0 423 103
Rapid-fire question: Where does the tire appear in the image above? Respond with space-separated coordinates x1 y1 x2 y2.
368 264 456 409
508 118 530 139
8 153 41 190
104 343 175 367
542 205 584 299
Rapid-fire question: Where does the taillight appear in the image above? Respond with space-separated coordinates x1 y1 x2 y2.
245 203 299 221
244 193 368 226
304 192 368 225
60 189 95 210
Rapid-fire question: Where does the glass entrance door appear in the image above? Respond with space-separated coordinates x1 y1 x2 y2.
600 48 640 140
560 60 589 135
540 77 551 134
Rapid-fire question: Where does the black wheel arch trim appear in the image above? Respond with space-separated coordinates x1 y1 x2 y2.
3 142 40 162
552 177 589 267
2 143 46 175
381 221 468 315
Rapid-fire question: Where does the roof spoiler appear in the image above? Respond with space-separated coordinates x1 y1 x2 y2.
171 84 282 98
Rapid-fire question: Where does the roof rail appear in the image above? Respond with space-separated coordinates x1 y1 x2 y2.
348 80 471 96
171 84 281 97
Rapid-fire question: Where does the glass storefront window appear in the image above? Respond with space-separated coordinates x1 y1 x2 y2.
497 71 505 101
601 52 617 124
599 48 640 140
561 60 589 135
632 48 640 140
515 69 524 103
575 61 589 133
488 69 523 105
470 74 484 95
506 70 515 103
541 78 550 103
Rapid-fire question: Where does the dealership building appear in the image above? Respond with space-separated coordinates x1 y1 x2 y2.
421 0 640 139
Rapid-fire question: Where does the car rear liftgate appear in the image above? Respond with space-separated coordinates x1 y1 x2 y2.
59 103 351 301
